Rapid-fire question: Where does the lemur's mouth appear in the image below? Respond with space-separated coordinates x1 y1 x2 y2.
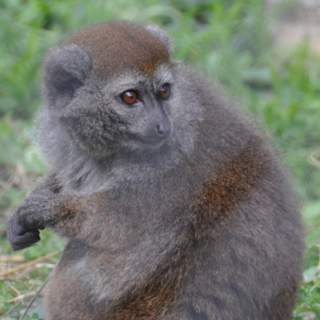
135 134 169 149
144 139 167 150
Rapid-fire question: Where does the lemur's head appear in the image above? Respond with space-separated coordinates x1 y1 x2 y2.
42 21 183 159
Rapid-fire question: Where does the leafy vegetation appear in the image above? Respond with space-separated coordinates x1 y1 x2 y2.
0 1 319 319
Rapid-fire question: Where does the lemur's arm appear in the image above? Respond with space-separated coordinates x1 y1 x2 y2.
7 174 75 250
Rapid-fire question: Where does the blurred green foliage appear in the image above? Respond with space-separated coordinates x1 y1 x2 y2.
0 0 319 319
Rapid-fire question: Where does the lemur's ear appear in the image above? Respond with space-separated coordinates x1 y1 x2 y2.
146 25 172 54
43 44 92 108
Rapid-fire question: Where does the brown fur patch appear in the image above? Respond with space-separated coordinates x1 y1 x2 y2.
65 21 170 79
194 139 271 228
107 258 187 320
54 197 89 236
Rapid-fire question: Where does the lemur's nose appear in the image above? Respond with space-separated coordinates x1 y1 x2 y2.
156 123 170 137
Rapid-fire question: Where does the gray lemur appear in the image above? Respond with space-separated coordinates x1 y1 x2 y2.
7 21 304 320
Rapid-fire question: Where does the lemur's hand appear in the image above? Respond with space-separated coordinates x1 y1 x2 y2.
7 174 63 250
7 213 41 251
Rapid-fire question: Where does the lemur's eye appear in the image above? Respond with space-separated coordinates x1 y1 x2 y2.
158 83 171 100
121 90 139 106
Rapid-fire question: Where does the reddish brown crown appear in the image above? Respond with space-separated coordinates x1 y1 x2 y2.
65 21 170 79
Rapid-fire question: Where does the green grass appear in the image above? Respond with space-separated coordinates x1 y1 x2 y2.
0 0 319 319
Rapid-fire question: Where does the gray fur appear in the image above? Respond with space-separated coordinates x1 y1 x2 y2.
7 22 304 320
43 44 92 108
